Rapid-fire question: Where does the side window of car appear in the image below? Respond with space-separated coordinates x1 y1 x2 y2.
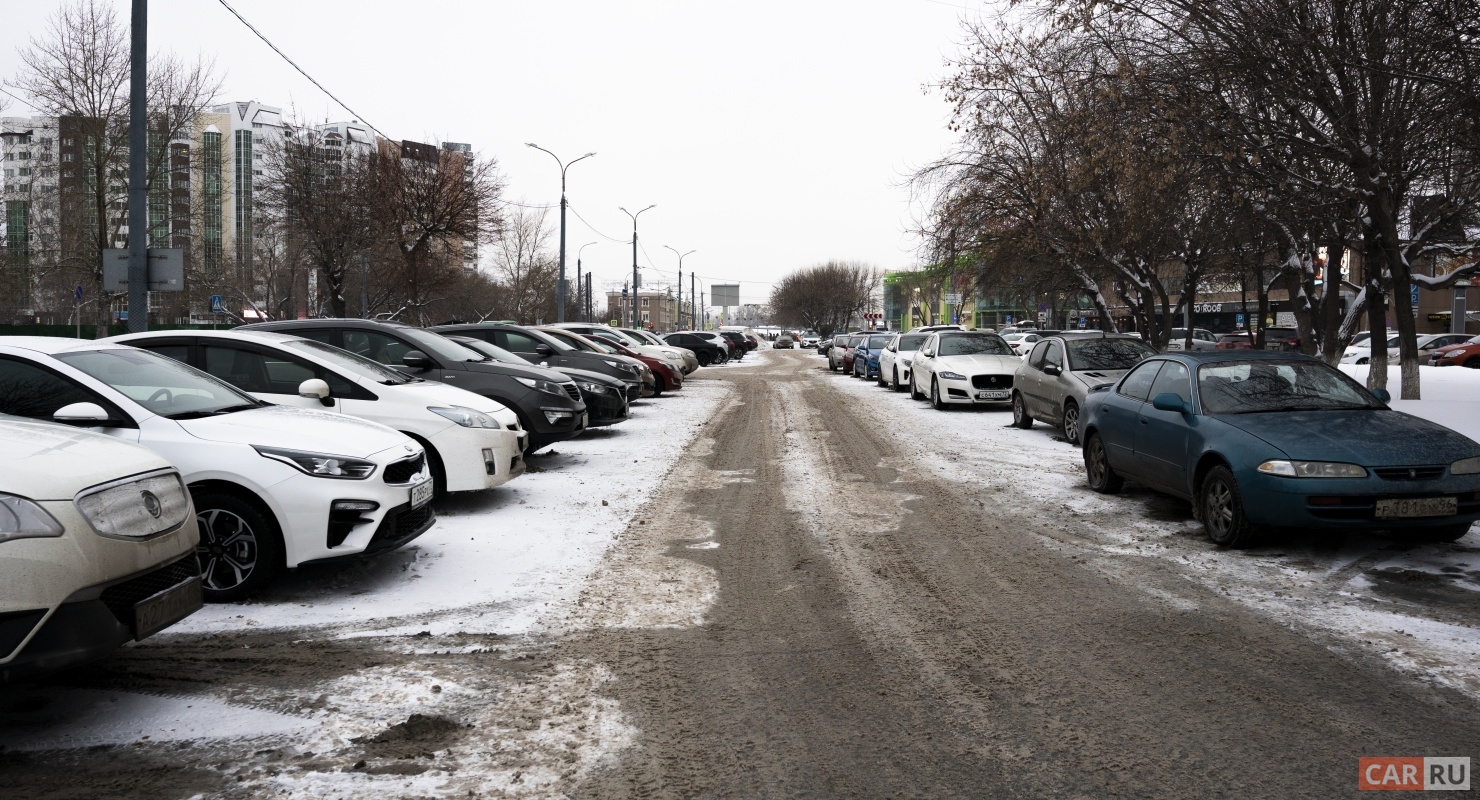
1043 342 1064 371
137 343 191 364
1028 341 1050 368
0 357 120 421
343 331 413 365
203 345 314 394
1117 360 1164 401
1147 360 1192 405
501 331 541 353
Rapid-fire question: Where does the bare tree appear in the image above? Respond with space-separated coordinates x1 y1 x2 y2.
489 204 558 323
769 261 881 337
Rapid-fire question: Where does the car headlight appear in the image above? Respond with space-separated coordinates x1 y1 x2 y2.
428 405 499 428
515 376 568 396
0 493 64 544
661 349 682 360
75 471 191 539
902 357 912 365
1257 460 1368 478
579 381 611 395
1452 456 1480 475
939 371 968 380
255 446 377 479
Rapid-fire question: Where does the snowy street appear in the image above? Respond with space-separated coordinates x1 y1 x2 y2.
3 347 1478 798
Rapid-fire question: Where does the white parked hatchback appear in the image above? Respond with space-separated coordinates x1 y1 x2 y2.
109 329 526 495
0 418 201 681
0 338 434 601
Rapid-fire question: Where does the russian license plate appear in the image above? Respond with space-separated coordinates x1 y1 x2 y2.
977 390 1010 400
135 575 203 639
1375 496 1457 519
410 478 433 509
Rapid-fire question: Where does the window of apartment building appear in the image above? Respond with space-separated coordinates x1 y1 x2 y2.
61 137 74 146
38 152 51 162
641 297 649 307
17 168 30 177
3 153 11 161
16 151 29 160
3 169 11 178
641 311 650 322
61 153 74 162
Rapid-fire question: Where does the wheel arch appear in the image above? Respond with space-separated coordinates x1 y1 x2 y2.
185 478 286 568
1192 451 1233 497
400 431 447 494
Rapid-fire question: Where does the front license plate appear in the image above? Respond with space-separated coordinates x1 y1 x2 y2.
977 390 1009 400
410 478 433 509
134 575 203 639
1375 496 1457 519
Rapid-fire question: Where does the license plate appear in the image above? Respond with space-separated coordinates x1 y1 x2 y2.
582 411 589 429
1375 496 1457 519
977 390 1009 400
1166 341 1184 350
135 575 203 639
410 478 433 509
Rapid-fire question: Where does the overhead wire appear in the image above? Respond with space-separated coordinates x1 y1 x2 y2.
565 201 628 243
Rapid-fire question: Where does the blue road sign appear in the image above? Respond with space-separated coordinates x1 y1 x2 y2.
1078 316 1087 328
1235 313 1245 326
1411 283 1421 307
74 284 84 301
210 295 224 313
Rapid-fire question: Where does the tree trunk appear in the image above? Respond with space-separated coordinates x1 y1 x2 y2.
1372 187 1421 400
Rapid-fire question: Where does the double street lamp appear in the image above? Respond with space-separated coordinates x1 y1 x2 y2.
620 204 656 329
664 245 695 331
526 143 595 322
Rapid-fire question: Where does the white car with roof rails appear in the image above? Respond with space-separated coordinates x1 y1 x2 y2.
0 418 202 681
109 329 526 495
0 338 434 602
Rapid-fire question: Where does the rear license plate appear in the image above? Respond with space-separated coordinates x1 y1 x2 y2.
1375 496 1456 519
135 575 203 639
977 390 1009 400
410 478 433 509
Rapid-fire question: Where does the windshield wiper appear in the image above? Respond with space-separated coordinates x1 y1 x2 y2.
164 403 258 420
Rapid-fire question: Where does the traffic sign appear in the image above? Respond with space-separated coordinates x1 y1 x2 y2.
210 295 224 313
74 284 84 301
944 293 963 305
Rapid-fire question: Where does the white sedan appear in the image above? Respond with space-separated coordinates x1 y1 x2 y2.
0 418 201 680
878 332 929 391
0 338 434 602
110 329 526 495
908 331 1022 409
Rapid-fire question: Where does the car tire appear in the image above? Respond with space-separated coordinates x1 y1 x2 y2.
1200 465 1260 547
931 378 948 410
1403 521 1473 542
698 352 712 367
192 490 283 602
910 374 925 401
1011 392 1033 428
1061 401 1081 445
1466 359 1480 369
876 370 886 387
1358 357 1369 365
1083 433 1124 494
653 374 666 396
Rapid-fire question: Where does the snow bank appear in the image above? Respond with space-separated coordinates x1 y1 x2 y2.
1339 364 1480 443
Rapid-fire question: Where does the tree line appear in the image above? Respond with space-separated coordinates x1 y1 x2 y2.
915 0 1480 398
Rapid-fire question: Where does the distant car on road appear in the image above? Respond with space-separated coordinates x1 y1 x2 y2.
665 332 728 367
1079 351 1480 546
1165 328 1219 351
774 334 795 349
1215 333 1253 350
909 331 1020 410
1012 333 1157 444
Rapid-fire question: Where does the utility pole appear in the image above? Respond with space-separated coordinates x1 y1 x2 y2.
620 204 655 330
126 0 148 333
359 254 369 317
691 273 696 331
575 241 597 323
664 245 695 332
526 145 595 323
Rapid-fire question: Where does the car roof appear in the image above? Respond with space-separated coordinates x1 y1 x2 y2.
245 317 413 331
0 336 134 355
109 328 301 346
1154 349 1321 363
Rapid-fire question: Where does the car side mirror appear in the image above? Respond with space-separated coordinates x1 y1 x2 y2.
298 378 333 406
401 350 432 370
535 344 554 356
53 402 114 425
1372 388 1391 404
1043 364 1061 376
1151 392 1189 413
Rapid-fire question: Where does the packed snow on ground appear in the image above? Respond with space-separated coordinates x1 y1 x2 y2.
811 354 1480 699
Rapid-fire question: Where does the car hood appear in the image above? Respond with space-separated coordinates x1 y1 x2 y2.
178 405 409 456
936 354 1021 373
458 358 573 383
1070 367 1131 388
0 419 173 500
1214 409 1480 465
388 380 518 427
556 367 624 387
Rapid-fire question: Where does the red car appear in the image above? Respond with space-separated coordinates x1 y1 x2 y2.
1215 332 1253 350
1431 335 1480 367
841 334 866 373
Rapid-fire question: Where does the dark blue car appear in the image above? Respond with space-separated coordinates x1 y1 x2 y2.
1079 351 1480 546
852 334 893 381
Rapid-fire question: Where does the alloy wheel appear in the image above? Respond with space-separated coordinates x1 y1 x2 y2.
197 508 259 592
1204 480 1235 537
1062 403 1080 444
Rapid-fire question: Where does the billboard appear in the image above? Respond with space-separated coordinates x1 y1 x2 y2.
711 284 740 307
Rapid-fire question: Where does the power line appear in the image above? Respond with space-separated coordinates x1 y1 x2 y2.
566 201 627 243
214 0 388 141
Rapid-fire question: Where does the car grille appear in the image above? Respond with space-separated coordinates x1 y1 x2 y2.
563 384 581 401
383 453 425 485
971 374 1014 390
364 501 436 555
1374 466 1445 481
98 555 201 630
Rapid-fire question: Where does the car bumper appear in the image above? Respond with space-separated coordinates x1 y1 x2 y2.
583 388 629 426
939 377 1012 404
1239 471 1480 530
430 425 524 492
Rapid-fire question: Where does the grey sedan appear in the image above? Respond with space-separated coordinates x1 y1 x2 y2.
1011 333 1157 444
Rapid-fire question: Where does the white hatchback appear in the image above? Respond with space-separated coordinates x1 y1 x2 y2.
0 338 434 601
109 329 526 494
0 418 201 681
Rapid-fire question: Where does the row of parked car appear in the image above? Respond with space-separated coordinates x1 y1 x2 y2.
0 319 757 681
808 327 1480 547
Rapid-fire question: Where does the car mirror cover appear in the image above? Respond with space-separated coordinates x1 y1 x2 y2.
1151 392 1188 413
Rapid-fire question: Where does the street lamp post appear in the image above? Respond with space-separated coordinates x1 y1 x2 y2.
526 144 595 323
620 205 656 330
664 245 695 331
576 241 598 322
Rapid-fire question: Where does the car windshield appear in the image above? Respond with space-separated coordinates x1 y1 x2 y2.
1065 338 1157 370
937 333 1012 356
281 339 412 384
56 348 261 419
1197 360 1381 414
867 336 892 348
450 338 528 365
896 334 926 351
399 328 489 362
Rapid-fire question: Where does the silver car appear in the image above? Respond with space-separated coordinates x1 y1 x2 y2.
1011 333 1157 444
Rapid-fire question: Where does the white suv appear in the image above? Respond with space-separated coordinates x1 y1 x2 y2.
0 418 201 680
109 329 526 495
0 338 434 601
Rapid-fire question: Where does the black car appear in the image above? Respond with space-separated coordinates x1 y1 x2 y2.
717 330 749 357
665 332 727 366
447 336 629 427
430 323 643 402
241 319 586 454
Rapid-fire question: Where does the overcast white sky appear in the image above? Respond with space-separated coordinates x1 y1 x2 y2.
1 0 980 305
